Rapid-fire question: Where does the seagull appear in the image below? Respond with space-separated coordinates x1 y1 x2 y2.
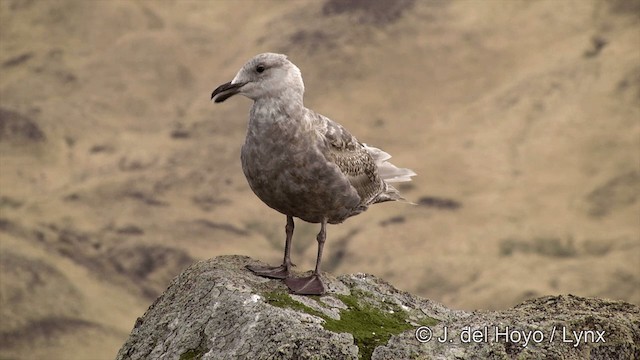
211 53 415 295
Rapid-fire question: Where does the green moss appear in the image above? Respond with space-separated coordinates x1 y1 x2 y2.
179 348 205 360
264 290 438 360
416 316 438 327
264 291 327 318
326 292 414 359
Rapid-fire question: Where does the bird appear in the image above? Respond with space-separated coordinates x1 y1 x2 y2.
211 53 415 295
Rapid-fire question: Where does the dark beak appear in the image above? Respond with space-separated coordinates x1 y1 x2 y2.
211 81 246 103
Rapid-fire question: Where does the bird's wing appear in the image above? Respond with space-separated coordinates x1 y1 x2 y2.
311 112 383 205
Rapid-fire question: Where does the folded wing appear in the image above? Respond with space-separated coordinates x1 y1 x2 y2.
312 111 416 205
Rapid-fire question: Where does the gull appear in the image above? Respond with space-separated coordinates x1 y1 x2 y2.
211 53 415 295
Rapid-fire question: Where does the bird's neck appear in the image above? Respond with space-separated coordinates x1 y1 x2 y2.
249 90 305 130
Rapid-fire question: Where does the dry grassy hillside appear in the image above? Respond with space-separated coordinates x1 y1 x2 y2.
1 0 638 359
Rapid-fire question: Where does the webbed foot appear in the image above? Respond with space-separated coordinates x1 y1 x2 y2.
284 274 326 295
246 264 291 279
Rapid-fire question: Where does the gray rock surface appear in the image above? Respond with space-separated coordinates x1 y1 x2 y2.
116 256 639 360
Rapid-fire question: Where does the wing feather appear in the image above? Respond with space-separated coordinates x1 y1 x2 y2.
311 112 383 205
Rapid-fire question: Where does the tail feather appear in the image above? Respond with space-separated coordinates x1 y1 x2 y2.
363 144 417 204
374 183 417 205
364 144 417 183
378 162 417 183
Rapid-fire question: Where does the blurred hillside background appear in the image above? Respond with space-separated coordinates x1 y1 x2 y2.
1 0 639 358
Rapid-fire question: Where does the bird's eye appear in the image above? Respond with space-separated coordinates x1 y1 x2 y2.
256 64 265 73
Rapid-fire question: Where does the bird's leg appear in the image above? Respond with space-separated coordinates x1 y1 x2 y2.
284 219 327 295
246 215 294 279
282 215 295 269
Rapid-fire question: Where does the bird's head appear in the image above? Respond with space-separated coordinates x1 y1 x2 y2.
211 53 304 103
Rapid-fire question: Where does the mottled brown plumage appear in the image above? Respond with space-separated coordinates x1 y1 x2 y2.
211 53 415 295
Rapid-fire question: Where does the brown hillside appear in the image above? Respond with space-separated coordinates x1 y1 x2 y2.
1 0 638 358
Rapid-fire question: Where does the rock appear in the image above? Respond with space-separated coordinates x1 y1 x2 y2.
116 255 639 360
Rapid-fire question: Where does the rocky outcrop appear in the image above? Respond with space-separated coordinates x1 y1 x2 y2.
116 256 639 359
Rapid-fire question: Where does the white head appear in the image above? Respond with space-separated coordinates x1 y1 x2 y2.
211 53 304 103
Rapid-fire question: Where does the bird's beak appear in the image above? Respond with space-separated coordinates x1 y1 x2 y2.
211 81 246 103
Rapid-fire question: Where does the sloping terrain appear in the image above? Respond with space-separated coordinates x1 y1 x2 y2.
0 0 638 358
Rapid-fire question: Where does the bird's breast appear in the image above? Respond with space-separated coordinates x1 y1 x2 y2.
241 126 321 195
240 127 360 223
